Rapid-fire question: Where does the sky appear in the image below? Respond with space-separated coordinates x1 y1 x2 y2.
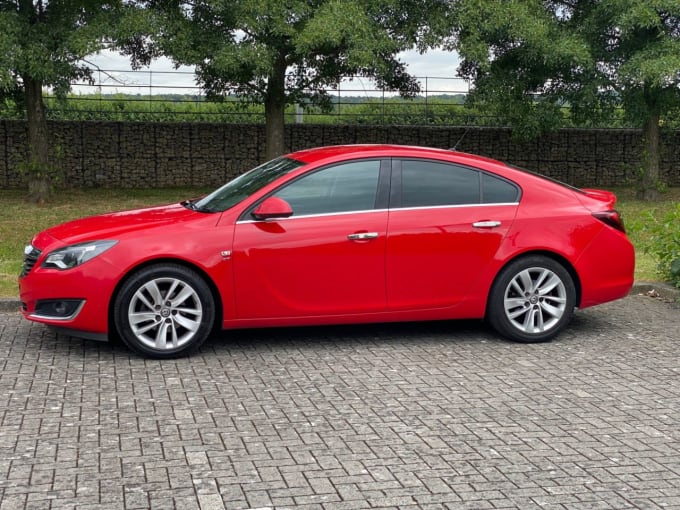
84 48 468 98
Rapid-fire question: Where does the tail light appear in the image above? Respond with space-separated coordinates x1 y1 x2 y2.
593 211 625 233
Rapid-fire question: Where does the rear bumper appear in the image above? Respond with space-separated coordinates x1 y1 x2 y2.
575 226 635 308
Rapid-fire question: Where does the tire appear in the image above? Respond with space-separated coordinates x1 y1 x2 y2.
114 264 215 358
487 255 576 343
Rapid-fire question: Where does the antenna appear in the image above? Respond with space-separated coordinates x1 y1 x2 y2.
450 126 471 152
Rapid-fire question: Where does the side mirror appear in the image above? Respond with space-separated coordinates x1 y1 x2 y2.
252 196 293 221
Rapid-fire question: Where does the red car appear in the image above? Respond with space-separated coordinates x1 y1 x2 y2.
19 145 634 357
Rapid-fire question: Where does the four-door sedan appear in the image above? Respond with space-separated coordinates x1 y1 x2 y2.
19 145 634 358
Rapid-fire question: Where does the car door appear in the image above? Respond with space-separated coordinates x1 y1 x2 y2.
232 159 389 319
386 158 520 311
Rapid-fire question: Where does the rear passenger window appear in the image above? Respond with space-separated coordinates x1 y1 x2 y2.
401 160 480 207
482 173 520 203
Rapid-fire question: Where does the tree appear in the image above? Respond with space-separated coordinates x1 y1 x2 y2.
0 0 133 202
136 0 438 160
447 0 680 200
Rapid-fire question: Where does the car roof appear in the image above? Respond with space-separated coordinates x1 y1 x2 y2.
286 144 507 168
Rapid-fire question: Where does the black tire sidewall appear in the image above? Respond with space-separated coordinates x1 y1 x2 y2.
114 264 215 358
488 256 576 343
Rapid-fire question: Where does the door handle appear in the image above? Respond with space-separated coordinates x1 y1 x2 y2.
472 221 501 228
347 232 379 240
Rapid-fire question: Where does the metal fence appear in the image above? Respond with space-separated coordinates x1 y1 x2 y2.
0 68 635 127
35 68 496 125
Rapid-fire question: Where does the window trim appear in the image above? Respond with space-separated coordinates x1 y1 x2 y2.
239 157 390 222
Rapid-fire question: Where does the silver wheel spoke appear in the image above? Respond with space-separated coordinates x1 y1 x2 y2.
504 297 527 310
165 279 180 301
174 313 200 332
540 300 563 318
507 307 529 320
518 270 534 293
537 274 562 295
171 285 196 307
535 307 544 331
155 321 169 349
129 312 157 325
136 291 156 312
170 322 179 348
144 280 164 307
522 308 535 331
510 278 525 295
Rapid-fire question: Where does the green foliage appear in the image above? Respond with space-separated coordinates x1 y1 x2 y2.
445 0 680 195
0 0 136 99
124 0 442 156
450 0 680 131
133 0 437 102
639 203 680 288
0 91 645 127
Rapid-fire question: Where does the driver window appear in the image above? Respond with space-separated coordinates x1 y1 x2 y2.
273 160 381 216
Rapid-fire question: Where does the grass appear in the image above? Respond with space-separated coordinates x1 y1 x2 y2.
1 186 678 298
615 187 680 284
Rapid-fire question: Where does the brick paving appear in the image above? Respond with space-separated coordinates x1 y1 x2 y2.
1 294 679 509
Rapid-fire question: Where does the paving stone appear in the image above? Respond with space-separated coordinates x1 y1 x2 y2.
0 296 679 508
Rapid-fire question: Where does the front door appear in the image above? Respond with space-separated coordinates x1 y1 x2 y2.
232 159 389 319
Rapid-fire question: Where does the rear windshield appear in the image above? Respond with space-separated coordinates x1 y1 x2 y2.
509 165 584 194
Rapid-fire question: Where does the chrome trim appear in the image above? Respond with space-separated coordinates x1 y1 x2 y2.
472 221 502 228
237 208 388 223
236 202 519 224
29 300 86 321
391 202 519 212
347 232 379 240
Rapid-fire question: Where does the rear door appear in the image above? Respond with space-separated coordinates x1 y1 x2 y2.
386 159 520 311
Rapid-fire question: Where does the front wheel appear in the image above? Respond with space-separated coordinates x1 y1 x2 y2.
487 256 576 343
114 264 215 358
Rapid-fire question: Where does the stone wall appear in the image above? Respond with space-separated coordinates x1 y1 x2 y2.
1 120 678 189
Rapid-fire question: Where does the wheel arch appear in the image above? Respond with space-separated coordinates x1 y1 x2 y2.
488 250 582 311
108 257 224 337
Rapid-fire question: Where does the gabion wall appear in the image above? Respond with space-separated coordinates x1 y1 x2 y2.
1 121 678 188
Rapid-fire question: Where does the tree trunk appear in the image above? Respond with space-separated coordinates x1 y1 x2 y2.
637 113 661 202
23 75 52 204
264 53 287 161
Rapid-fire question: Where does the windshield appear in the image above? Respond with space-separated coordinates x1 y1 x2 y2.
193 157 305 213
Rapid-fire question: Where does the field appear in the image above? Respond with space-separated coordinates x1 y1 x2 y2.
1 186 678 299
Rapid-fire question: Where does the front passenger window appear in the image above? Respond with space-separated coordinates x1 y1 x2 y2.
273 160 381 216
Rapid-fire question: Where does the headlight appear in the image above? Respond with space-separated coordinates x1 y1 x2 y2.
41 240 118 270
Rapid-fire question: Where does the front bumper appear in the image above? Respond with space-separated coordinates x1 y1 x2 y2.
19 254 120 337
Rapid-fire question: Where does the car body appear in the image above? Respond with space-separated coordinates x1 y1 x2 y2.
19 145 635 357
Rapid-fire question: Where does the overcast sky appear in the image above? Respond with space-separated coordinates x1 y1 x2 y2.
84 48 468 97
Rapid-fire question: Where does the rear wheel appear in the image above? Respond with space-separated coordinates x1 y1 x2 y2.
487 256 576 343
114 264 215 358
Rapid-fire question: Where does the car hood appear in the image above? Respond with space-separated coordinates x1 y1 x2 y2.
41 203 215 245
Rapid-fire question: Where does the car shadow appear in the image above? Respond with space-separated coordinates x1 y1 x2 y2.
42 312 608 359
203 319 502 352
